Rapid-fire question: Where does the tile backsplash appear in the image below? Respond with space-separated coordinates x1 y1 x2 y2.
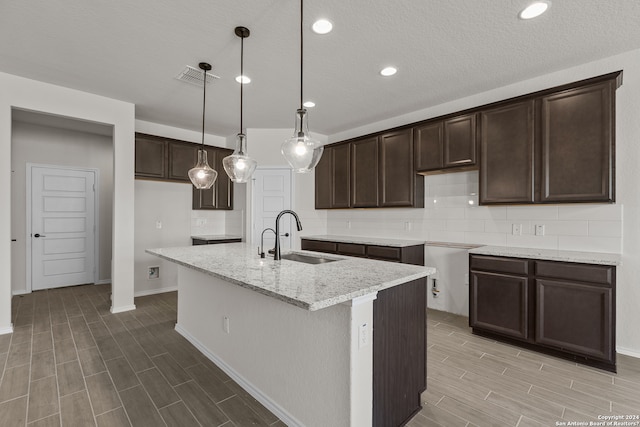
326 171 622 253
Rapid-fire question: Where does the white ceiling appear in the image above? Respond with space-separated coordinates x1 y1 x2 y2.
2 0 640 137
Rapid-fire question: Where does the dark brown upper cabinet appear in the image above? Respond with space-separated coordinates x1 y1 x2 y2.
332 143 352 208
414 122 442 171
135 134 167 179
314 145 332 209
167 140 198 182
192 147 234 210
539 80 615 203
480 100 535 204
134 133 233 210
351 136 379 207
380 128 422 207
415 113 477 173
444 113 477 167
479 72 620 205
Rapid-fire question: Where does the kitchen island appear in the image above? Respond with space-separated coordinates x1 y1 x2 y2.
147 243 435 427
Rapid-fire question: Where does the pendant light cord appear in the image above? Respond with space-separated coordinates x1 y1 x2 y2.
201 67 207 148
240 34 244 133
299 0 304 110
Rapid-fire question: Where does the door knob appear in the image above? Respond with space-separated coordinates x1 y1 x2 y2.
280 233 290 237
34 233 46 238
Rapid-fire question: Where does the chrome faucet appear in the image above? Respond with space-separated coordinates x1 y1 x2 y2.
274 210 303 261
259 228 276 258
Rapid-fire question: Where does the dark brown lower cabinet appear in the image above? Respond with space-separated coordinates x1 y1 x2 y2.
469 254 616 372
301 238 426 426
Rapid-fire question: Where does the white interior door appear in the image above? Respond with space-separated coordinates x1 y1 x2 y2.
252 168 292 253
30 166 96 290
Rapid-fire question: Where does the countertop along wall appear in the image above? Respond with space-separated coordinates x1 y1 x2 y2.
323 48 640 358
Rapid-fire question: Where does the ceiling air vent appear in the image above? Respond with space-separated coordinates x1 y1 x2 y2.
175 65 220 86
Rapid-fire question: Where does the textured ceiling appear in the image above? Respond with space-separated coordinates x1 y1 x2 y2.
2 0 640 137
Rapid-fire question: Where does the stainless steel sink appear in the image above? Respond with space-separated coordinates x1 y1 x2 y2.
280 253 340 264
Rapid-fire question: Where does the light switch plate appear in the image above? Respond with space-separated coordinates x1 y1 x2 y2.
512 223 522 235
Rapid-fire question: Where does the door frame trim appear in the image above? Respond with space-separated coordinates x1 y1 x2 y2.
248 167 295 247
26 163 100 292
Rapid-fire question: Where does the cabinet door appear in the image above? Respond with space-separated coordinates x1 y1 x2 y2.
539 81 615 203
444 113 476 168
536 279 613 362
214 148 234 210
168 141 197 182
331 143 351 208
314 146 332 209
192 148 217 209
351 136 379 207
379 129 415 207
479 101 535 204
470 271 529 340
414 122 443 171
135 134 167 179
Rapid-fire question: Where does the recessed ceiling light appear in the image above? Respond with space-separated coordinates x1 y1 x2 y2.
235 75 250 84
519 1 550 19
312 19 333 34
303 101 316 108
380 67 397 77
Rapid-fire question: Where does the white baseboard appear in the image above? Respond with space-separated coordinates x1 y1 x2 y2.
617 346 640 359
175 323 304 427
0 325 14 335
95 279 111 285
110 304 136 314
134 286 178 298
12 289 31 296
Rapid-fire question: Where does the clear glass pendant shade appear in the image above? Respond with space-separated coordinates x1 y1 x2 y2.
223 133 257 183
188 149 218 189
281 109 324 173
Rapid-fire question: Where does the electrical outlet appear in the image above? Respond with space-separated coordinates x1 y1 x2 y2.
359 323 368 348
464 273 469 286
155 221 162 229
148 266 159 279
404 221 411 231
535 224 545 236
347 220 352 229
223 316 230 334
512 223 522 235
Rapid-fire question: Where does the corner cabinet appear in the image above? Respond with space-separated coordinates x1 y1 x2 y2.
480 71 621 205
470 254 616 372
135 133 233 210
192 147 234 210
301 238 426 426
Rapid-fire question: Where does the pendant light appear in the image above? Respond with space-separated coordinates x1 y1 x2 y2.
281 0 324 173
188 62 218 189
223 26 257 183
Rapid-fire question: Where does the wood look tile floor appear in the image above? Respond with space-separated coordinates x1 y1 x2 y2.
4 285 640 427
2 284 284 427
408 309 640 427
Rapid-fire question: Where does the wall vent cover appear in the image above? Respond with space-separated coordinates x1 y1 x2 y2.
175 65 220 86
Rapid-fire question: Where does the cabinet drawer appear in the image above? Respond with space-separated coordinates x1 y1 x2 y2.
301 239 337 254
470 255 529 275
337 243 366 257
535 261 613 285
367 246 401 262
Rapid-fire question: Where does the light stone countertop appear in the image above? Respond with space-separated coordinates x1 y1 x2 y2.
468 245 621 266
191 234 242 241
147 243 435 311
302 234 425 248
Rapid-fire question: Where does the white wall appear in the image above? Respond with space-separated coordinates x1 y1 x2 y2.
0 71 135 330
11 121 114 293
323 49 640 357
133 120 237 295
245 129 328 249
